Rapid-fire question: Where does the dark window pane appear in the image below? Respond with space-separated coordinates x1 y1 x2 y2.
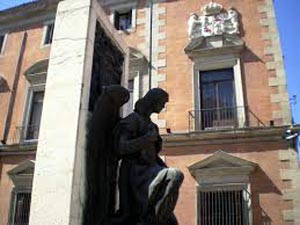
14 192 31 225
44 23 54 44
201 68 233 83
26 91 44 140
114 10 132 30
200 68 236 129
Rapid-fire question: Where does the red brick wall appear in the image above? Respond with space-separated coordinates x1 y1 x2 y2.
0 25 50 144
162 140 290 225
113 0 280 131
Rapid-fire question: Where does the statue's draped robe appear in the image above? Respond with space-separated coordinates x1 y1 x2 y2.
115 112 167 223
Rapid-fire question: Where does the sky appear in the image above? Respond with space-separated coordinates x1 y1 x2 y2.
0 0 299 124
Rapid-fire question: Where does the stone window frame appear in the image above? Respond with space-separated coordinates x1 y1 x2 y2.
21 59 48 143
41 20 55 48
196 182 251 225
8 187 32 225
7 160 34 225
193 55 246 130
0 33 8 56
188 151 256 225
21 84 45 143
108 2 137 33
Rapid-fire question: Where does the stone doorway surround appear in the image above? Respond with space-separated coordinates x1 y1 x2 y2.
29 0 129 225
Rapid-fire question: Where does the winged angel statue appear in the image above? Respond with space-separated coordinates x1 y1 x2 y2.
83 86 184 225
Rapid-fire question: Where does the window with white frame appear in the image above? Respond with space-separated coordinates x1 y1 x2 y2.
114 9 132 30
192 57 246 131
109 3 137 32
200 68 237 130
0 33 7 55
42 22 54 45
199 187 250 225
188 151 256 225
22 59 48 142
185 31 245 132
24 90 44 141
10 189 32 225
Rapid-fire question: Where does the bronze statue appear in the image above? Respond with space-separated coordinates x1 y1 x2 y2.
84 86 183 225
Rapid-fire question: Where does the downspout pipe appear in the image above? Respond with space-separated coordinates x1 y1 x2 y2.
148 0 153 90
1 32 27 144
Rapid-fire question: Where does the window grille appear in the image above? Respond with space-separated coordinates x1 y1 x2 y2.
199 189 250 225
11 192 31 225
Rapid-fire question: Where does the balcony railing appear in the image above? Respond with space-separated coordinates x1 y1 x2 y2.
188 106 266 132
13 125 40 144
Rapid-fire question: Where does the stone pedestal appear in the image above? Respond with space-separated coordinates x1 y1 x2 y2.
29 0 128 224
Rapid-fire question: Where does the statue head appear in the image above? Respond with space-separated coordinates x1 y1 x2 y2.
135 88 169 115
105 85 130 107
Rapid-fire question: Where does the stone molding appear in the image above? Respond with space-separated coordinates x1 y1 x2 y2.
188 150 256 184
258 0 291 125
162 126 289 147
189 151 255 225
185 34 244 58
7 160 35 187
24 59 48 85
0 0 60 33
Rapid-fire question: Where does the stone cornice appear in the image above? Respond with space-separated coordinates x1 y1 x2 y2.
0 0 61 33
162 126 290 147
0 143 37 155
184 34 245 59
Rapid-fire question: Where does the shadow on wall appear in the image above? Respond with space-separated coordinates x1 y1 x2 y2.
250 166 281 225
242 46 264 64
261 208 272 225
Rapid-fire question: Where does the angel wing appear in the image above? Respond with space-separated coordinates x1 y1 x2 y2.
83 85 129 225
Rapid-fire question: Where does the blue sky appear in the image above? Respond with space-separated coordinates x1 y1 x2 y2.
0 0 299 123
274 1 300 124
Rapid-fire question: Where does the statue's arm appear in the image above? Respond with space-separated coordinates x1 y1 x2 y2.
115 120 157 158
116 132 148 157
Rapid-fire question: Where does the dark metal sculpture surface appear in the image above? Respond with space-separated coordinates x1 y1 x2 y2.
84 87 184 225
84 85 130 225
89 21 124 112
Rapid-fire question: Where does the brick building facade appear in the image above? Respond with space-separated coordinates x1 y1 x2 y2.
0 0 299 225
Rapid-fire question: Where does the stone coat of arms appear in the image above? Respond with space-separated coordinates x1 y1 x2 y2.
188 2 239 39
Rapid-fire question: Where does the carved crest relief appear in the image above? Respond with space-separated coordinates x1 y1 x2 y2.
188 2 240 39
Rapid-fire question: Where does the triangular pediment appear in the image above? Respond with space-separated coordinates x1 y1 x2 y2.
188 150 256 171
8 160 35 187
8 160 35 176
